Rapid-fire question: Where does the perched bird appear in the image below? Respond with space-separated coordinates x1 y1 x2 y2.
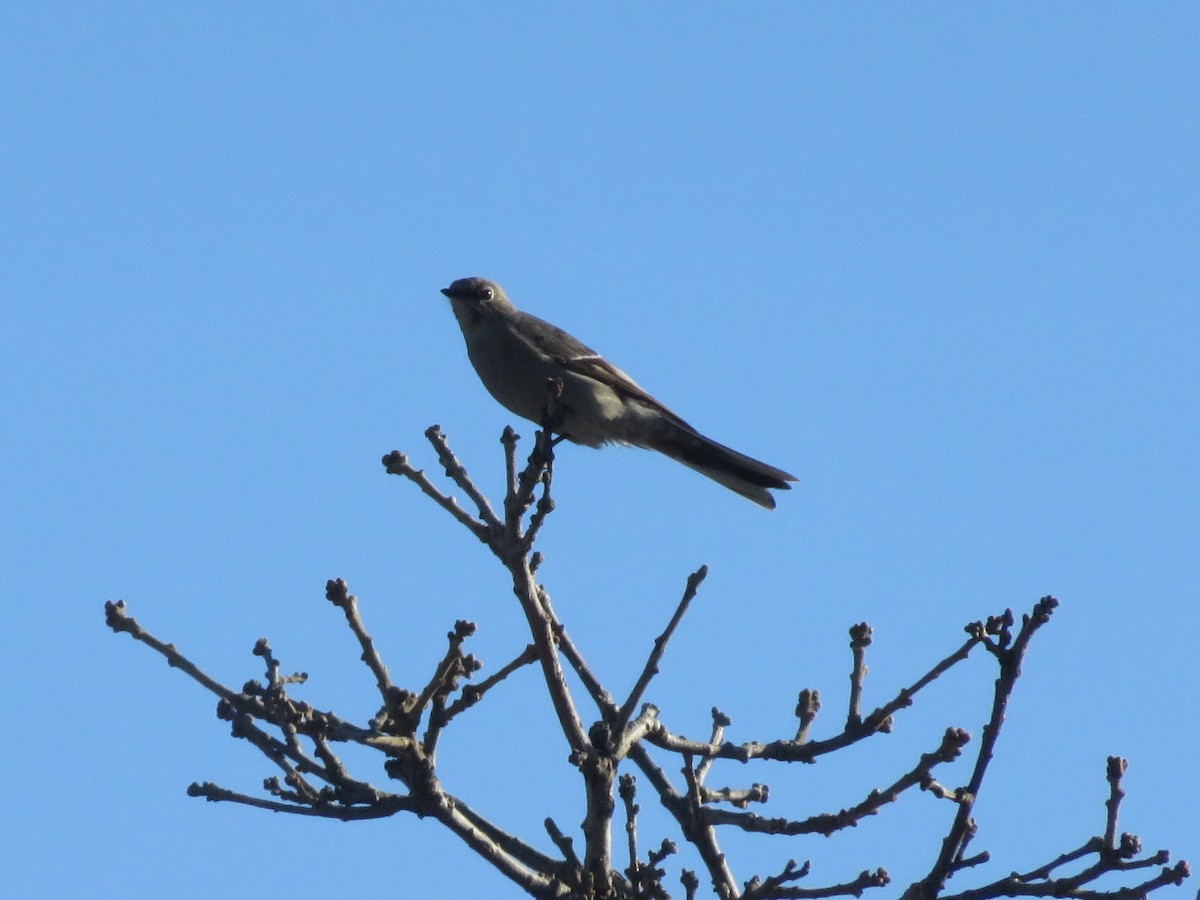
441 277 797 509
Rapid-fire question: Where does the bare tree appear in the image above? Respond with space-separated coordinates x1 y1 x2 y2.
105 423 1191 900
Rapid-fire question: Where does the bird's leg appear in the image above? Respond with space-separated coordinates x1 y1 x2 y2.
535 376 570 485
540 376 568 442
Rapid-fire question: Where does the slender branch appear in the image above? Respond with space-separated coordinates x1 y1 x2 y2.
703 727 969 837
619 774 641 880
510 557 589 755
627 744 740 899
794 689 820 743
644 629 986 765
105 601 239 702
614 565 708 747
545 818 582 868
187 781 414 819
846 622 872 729
381 449 492 542
440 643 538 724
412 619 477 724
443 795 567 876
325 578 394 707
540 586 620 719
744 866 890 900
906 597 1059 900
424 425 504 529
426 791 570 900
1104 756 1127 852
518 431 557 556
696 708 730 787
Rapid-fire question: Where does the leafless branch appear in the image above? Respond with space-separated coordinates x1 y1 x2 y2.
325 578 395 707
439 643 538 724
614 565 708 746
106 429 1192 900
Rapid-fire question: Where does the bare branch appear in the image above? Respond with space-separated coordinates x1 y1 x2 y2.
440 643 538 724
619 774 641 879
846 622 872 729
187 780 414 819
794 689 820 743
110 429 1194 900
614 565 708 747
105 600 239 703
424 424 504 529
325 578 394 707
545 818 582 869
745 866 890 900
644 627 987 766
381 448 492 542
702 727 969 837
906 597 1060 900
1104 756 1128 852
696 708 731 787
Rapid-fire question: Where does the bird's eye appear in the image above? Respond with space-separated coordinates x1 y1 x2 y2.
480 286 494 301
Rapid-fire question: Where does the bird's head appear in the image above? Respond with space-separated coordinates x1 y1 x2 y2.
440 277 510 307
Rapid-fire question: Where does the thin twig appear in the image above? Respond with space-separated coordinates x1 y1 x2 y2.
846 622 872 729
324 578 394 707
424 425 503 528
905 597 1059 900
703 727 970 837
440 643 538 723
381 449 492 542
104 601 239 702
614 565 708 745
187 781 413 819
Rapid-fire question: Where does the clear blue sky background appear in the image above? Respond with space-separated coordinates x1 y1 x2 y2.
4 5 1197 898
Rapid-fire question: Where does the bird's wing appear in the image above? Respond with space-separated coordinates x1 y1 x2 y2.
513 310 686 418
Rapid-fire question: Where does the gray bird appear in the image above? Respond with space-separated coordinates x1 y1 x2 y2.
441 277 797 509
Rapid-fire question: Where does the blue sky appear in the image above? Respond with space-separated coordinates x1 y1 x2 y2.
3 4 1198 898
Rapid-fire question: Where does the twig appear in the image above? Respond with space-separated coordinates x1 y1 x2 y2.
905 597 1059 900
619 774 641 879
424 425 503 528
744 866 890 900
1104 756 1127 853
645 628 987 765
847 622 872 729
412 619 477 724
518 430 557 556
325 578 394 707
696 708 730 786
794 689 820 743
545 817 582 868
703 727 969 837
540 586 620 719
381 449 492 542
627 744 740 899
614 565 708 745
104 601 239 702
741 859 811 900
187 781 413 819
439 643 538 723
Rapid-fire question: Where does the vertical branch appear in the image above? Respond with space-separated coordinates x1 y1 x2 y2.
1104 756 1127 853
847 622 872 729
794 689 821 743
619 774 641 883
905 597 1059 900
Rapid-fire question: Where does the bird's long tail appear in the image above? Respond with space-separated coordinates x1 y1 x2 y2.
645 425 797 509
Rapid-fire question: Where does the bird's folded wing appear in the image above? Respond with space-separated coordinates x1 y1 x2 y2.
513 310 683 419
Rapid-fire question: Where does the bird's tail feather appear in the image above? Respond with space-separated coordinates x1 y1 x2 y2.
645 426 796 510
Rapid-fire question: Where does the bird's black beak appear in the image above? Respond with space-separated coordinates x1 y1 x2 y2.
440 287 453 298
